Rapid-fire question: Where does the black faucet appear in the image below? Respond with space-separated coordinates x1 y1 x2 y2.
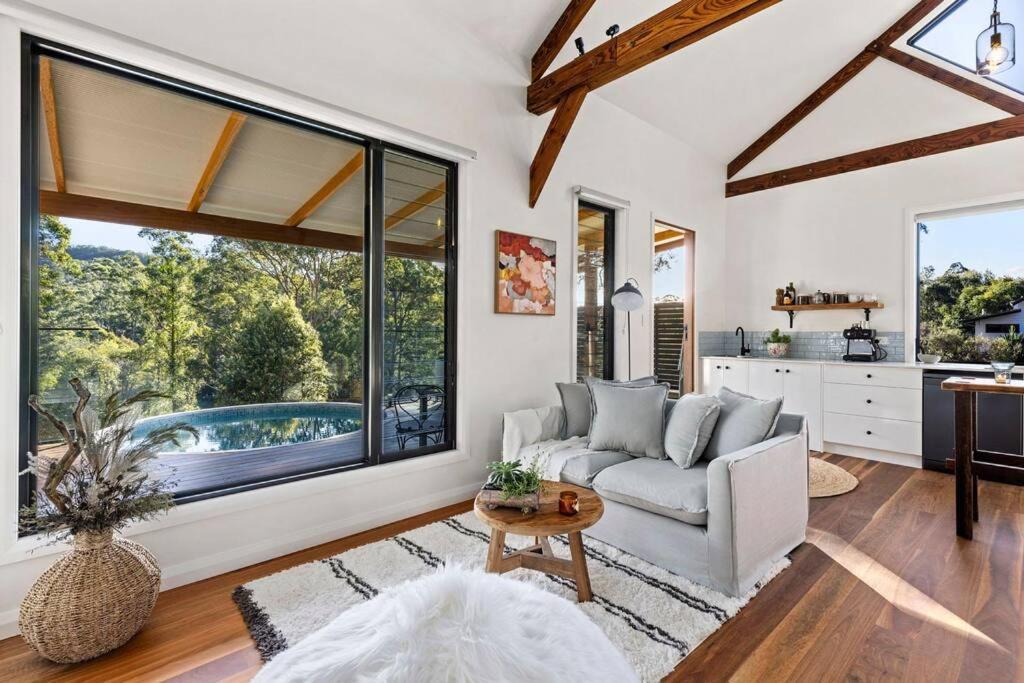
736 326 751 356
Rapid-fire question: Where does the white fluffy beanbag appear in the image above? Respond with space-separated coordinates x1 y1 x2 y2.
254 565 638 682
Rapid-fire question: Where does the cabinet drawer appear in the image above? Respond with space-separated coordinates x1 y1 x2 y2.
824 412 922 455
823 364 921 389
824 383 922 422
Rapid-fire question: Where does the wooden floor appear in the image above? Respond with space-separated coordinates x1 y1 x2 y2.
1 454 1022 682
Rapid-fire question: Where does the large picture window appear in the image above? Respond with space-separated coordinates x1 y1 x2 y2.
19 39 456 510
917 204 1024 364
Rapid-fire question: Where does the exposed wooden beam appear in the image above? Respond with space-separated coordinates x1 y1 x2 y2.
531 0 597 82
871 45 1024 116
727 51 875 179
529 85 588 208
284 150 365 227
528 0 781 116
654 229 687 246
40 190 442 261
725 114 1024 197
187 112 246 212
39 57 66 193
385 181 446 231
727 0 947 179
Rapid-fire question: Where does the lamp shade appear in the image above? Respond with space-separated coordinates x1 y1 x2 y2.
611 280 644 311
977 1 1015 75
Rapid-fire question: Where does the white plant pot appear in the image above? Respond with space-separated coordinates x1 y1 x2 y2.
766 342 790 358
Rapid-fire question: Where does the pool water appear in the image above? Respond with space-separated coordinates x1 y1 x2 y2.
133 403 363 454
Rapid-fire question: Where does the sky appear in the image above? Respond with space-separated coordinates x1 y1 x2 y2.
919 206 1024 278
65 217 214 254
653 248 685 301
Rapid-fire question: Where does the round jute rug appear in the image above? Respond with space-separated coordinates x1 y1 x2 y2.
809 457 859 498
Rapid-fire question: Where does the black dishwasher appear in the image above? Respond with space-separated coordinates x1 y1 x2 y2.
922 369 1024 477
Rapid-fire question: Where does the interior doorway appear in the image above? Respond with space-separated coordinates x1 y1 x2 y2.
652 222 695 396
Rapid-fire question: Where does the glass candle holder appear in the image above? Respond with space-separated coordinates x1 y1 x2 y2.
991 361 1015 384
558 491 579 516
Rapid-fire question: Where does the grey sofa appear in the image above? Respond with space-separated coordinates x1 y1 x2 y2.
501 402 809 597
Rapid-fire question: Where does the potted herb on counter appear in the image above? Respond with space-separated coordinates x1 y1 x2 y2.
766 328 792 358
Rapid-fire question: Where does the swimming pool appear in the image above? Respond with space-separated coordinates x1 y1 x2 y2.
133 402 363 454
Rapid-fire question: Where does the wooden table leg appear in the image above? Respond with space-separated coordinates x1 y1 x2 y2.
953 391 975 540
567 531 592 602
485 529 506 573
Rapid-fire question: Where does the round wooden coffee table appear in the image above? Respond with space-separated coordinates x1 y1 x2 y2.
473 481 604 602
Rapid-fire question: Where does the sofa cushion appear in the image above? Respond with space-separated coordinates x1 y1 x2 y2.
560 450 635 487
588 382 669 459
592 458 709 525
556 376 656 438
703 387 783 462
664 393 722 468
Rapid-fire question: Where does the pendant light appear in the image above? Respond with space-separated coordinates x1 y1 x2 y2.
977 0 1015 76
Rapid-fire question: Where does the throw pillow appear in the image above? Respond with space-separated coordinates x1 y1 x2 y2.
664 393 723 468
588 382 669 459
555 383 592 438
557 376 657 438
702 387 783 461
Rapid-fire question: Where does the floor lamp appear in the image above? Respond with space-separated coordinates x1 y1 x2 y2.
611 278 644 380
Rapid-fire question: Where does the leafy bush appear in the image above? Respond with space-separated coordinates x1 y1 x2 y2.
989 330 1024 363
766 328 791 344
218 297 331 404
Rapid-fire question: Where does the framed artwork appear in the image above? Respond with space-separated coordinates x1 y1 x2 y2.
495 230 556 315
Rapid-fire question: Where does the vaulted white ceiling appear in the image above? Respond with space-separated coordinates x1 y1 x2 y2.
439 0 1023 179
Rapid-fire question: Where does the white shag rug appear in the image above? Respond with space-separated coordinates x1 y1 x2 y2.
234 512 788 682
252 565 638 683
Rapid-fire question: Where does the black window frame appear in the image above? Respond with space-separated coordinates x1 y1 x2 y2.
577 200 616 381
18 35 458 513
986 323 1020 334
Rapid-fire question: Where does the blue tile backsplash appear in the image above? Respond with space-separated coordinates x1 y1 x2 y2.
698 330 905 363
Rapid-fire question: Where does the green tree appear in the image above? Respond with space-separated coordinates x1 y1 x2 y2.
382 256 446 398
137 229 203 411
219 297 330 404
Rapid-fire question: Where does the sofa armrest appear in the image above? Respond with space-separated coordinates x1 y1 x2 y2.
706 417 809 595
501 406 565 461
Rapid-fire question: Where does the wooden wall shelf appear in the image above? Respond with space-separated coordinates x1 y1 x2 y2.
771 302 883 328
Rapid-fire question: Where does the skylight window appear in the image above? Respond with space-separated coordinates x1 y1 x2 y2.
909 0 1023 96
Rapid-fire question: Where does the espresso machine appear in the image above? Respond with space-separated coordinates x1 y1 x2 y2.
842 323 887 362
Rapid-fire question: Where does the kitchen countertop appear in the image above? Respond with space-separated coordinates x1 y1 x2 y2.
702 356 1023 373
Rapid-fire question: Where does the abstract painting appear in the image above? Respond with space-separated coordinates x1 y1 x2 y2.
495 230 556 315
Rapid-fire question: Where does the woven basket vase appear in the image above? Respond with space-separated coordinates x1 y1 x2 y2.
19 529 160 663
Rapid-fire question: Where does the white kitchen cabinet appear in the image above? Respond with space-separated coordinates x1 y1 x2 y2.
702 358 748 395
747 361 823 451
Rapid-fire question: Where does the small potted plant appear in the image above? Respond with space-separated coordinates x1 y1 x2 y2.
480 459 543 514
17 379 196 663
766 328 791 358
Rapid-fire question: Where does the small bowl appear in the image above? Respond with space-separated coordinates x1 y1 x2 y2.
918 354 941 364
848 294 863 303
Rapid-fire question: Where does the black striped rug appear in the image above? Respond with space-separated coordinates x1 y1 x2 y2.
234 512 787 682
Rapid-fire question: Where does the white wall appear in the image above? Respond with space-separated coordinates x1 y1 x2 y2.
0 1 726 635
723 140 1024 340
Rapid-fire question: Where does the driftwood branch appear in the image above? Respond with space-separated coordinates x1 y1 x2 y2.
28 378 92 514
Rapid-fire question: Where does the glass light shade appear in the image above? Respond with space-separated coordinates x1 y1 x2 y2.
977 20 1015 75
611 281 644 311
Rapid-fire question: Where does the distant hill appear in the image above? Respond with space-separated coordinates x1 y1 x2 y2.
69 245 148 262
